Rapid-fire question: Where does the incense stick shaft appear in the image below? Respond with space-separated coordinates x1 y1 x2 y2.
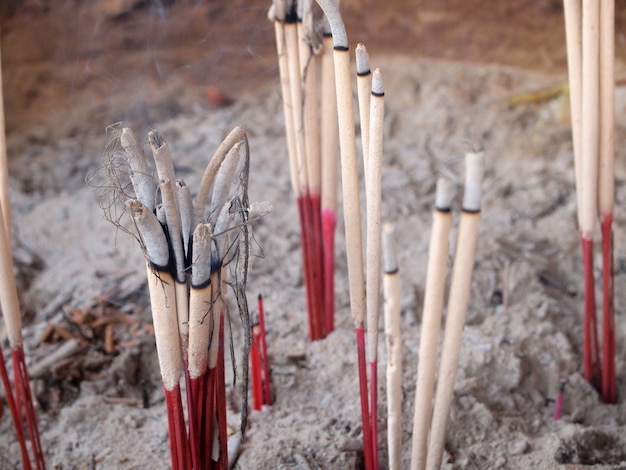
426 212 480 470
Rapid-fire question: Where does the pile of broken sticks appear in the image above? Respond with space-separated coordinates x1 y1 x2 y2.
106 125 270 469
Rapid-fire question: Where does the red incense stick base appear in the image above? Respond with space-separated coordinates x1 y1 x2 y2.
356 327 373 470
601 215 616 403
581 234 601 391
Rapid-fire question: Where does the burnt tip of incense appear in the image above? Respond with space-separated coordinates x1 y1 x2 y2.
258 293 263 301
284 0 298 23
269 0 284 22
371 68 384 96
356 43 370 76
462 151 484 212
148 130 166 150
382 223 399 274
435 177 454 212
126 199 170 267
316 0 348 49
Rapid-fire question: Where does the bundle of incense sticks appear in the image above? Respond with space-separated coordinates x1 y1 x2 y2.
0 37 46 469
410 152 484 470
313 0 386 467
563 0 615 403
269 0 339 341
108 125 270 469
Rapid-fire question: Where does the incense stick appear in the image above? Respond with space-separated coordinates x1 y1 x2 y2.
258 294 272 405
410 177 454 470
356 43 372 183
314 1 371 467
366 68 384 470
426 152 483 470
320 17 339 333
598 0 615 404
383 223 402 470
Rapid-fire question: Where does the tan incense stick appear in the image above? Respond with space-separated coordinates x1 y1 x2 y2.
0 41 10 243
356 43 372 183
410 177 454 470
562 0 583 219
426 152 483 470
383 223 402 470
598 0 614 219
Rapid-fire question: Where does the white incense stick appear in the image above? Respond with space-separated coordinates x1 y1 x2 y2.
579 0 599 237
598 0 614 217
0 205 22 348
188 223 213 379
0 41 10 243
383 223 402 470
366 68 384 364
410 177 454 470
562 0 583 220
316 0 366 327
426 152 483 470
356 43 372 183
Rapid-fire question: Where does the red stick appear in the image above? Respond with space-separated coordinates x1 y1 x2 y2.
0 347 31 469
322 209 336 334
187 370 208 469
297 196 317 341
250 325 263 411
309 192 326 337
258 295 272 405
356 327 373 470
12 348 45 469
164 384 191 470
216 311 228 470
601 214 616 403
305 193 324 340
369 361 378 469
581 235 601 390
204 367 217 468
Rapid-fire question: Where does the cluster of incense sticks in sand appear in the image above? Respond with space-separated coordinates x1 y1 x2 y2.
106 125 269 469
409 154 484 470
250 294 272 411
269 0 339 341
0 42 46 470
563 0 616 403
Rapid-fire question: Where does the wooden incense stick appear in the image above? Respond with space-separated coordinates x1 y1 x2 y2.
366 67 384 470
383 223 402 470
410 177 454 470
580 0 601 389
320 16 339 333
426 152 483 470
356 43 372 183
598 0 615 404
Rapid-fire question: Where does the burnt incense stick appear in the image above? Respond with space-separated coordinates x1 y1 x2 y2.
356 43 372 182
426 152 483 470
314 1 371 468
410 177 454 470
120 127 158 212
598 0 615 404
320 16 339 333
383 223 402 470
366 68 384 470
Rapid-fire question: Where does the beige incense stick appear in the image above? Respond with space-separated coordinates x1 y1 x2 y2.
0 205 22 349
320 18 339 215
562 0 583 220
356 43 372 183
410 177 454 470
298 0 321 199
426 152 483 470
383 223 402 470
271 1 301 199
579 0 599 237
0 39 10 243
316 0 366 327
188 223 213 379
598 0 614 217
366 68 385 364
128 200 181 391
285 1 310 198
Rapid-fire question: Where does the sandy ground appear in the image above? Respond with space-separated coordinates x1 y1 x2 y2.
2 1 626 469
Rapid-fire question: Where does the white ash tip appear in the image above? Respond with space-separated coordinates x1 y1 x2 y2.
382 223 398 274
462 151 484 212
316 0 348 49
356 43 370 75
435 177 454 211
372 68 384 95
267 4 276 21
